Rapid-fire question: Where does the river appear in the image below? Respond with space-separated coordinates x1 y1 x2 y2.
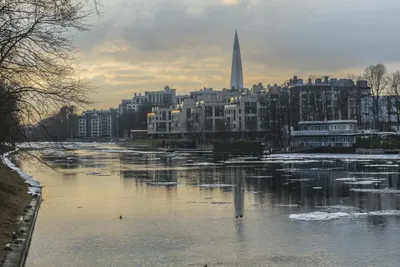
14 143 400 266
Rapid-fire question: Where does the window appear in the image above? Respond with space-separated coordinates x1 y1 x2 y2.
205 106 213 117
214 106 224 117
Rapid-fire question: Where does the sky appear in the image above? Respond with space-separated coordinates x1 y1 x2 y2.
75 0 400 109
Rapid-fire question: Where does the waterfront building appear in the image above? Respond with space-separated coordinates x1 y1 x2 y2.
147 99 196 135
78 110 114 138
292 120 358 148
287 76 370 130
224 95 260 132
119 86 176 115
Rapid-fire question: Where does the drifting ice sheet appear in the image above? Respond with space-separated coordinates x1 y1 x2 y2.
290 210 400 221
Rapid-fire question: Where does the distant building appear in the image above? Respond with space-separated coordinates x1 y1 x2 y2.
292 120 358 148
230 30 244 90
78 110 114 138
119 86 176 115
225 95 260 132
147 99 196 135
287 76 370 129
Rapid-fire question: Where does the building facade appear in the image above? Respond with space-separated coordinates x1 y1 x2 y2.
119 86 176 115
292 120 358 148
78 110 114 138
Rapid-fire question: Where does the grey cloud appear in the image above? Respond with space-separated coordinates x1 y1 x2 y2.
78 0 400 72
75 0 400 109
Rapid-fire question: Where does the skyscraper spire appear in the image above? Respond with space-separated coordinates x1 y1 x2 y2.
230 30 244 90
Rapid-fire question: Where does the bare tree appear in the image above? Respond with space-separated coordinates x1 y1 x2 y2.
0 0 96 146
186 109 205 142
388 71 400 131
364 64 389 131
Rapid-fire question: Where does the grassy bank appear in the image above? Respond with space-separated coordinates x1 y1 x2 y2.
0 162 31 263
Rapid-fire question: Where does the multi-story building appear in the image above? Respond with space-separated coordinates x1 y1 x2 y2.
147 99 196 135
144 86 176 107
78 110 114 138
119 86 176 115
224 95 260 132
287 76 370 129
119 93 148 114
292 120 358 148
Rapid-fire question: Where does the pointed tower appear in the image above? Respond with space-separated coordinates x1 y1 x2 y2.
230 30 244 90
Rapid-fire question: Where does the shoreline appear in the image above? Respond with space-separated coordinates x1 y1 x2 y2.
0 151 42 267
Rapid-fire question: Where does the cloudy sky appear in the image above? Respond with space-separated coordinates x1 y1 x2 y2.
75 0 400 109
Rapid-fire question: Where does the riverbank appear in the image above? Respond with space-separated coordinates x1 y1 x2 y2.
0 162 31 265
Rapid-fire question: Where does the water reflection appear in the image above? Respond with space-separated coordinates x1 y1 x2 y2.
37 146 400 214
20 144 400 267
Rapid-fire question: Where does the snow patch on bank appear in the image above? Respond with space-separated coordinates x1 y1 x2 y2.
1 150 41 196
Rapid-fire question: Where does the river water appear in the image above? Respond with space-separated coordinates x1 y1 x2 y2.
15 143 400 266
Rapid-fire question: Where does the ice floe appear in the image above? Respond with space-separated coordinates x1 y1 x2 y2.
289 211 349 221
350 188 400 194
290 209 400 221
363 164 400 168
336 177 357 181
1 150 41 196
184 162 221 166
344 180 381 185
199 184 236 188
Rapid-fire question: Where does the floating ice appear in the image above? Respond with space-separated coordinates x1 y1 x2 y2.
1 150 42 196
185 162 221 166
350 188 400 194
363 164 400 168
344 180 381 185
289 211 349 221
246 175 273 179
364 210 400 216
199 184 236 188
290 209 400 221
336 178 357 181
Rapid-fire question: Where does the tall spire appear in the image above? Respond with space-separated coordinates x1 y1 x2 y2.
230 30 244 90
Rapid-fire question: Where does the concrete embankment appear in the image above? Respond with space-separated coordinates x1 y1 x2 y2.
2 196 41 267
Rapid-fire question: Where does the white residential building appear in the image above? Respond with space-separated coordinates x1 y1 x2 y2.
292 120 358 148
78 110 113 138
119 86 176 115
224 95 260 132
